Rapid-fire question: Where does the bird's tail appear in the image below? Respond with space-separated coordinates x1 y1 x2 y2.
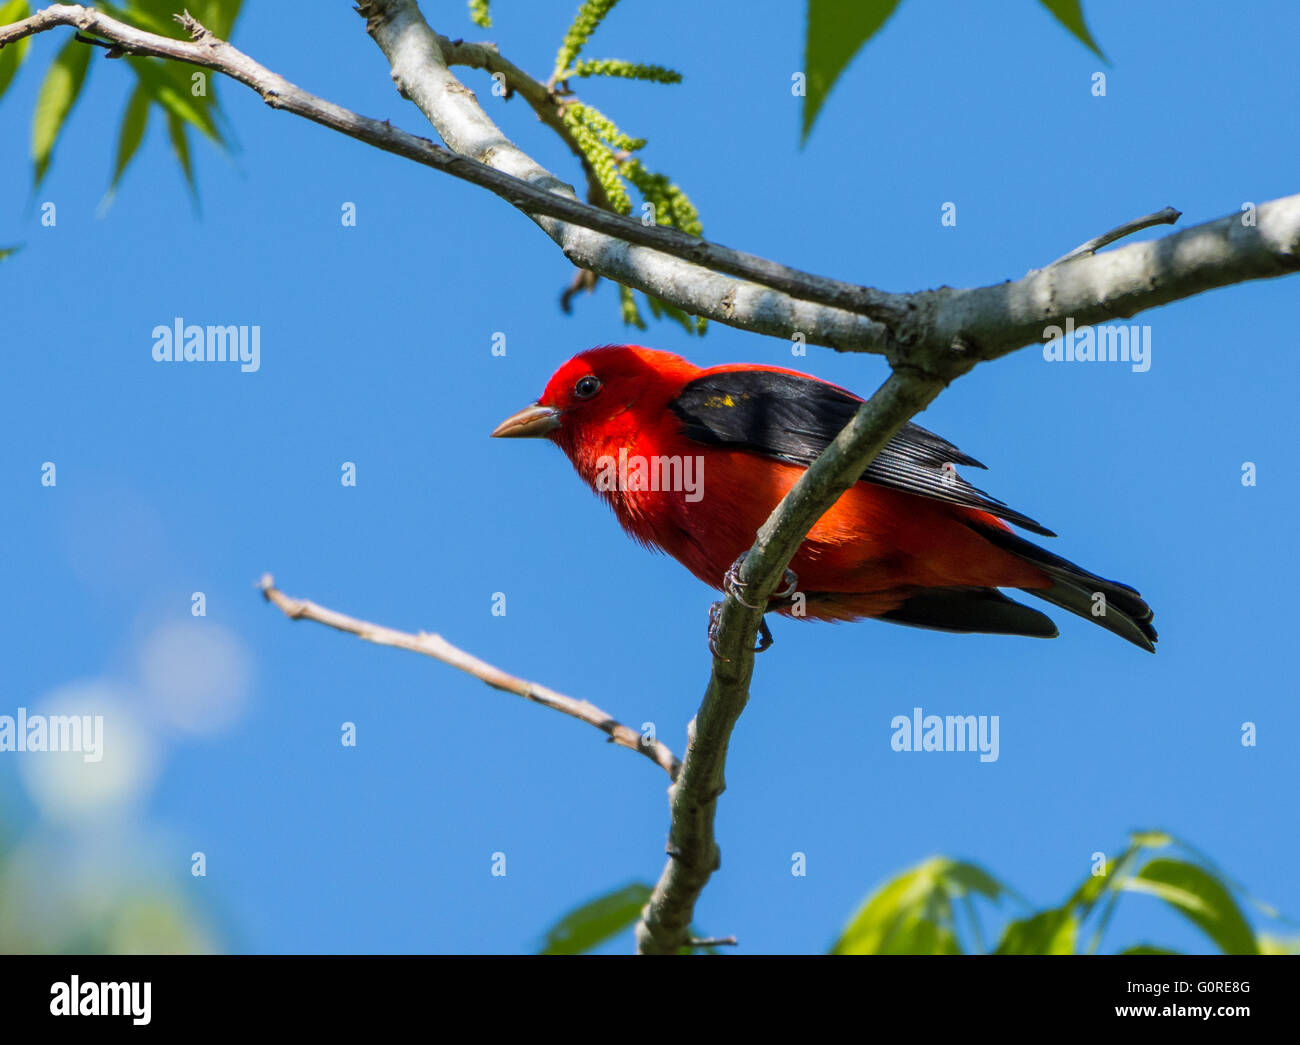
971 522 1158 652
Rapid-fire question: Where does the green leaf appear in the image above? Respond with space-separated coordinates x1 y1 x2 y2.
833 869 924 953
107 82 151 196
97 1 180 38
468 0 491 30
198 0 244 40
0 244 22 262
539 882 651 955
554 0 620 82
995 907 1077 954
1036 0 1106 61
130 57 222 144
0 1 31 101
1122 858 1259 955
571 59 681 84
646 294 702 337
91 4 239 198
884 912 961 955
31 34 92 185
618 283 646 329
938 860 1007 902
1066 831 1172 916
833 857 1001 954
801 0 901 143
1121 944 1180 955
165 108 195 196
101 0 242 40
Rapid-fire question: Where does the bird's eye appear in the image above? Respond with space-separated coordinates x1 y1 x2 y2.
573 375 602 399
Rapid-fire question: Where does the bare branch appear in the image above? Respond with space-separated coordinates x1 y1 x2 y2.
924 195 1300 372
0 3 897 349
626 199 1300 950
357 0 907 343
5 7 1296 363
9 2 1294 958
357 0 1300 379
633 369 944 953
1049 205 1182 266
258 575 680 780
434 33 615 214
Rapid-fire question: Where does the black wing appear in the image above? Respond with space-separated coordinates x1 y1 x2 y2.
668 369 1055 537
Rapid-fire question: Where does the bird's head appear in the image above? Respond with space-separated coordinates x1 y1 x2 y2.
490 345 700 461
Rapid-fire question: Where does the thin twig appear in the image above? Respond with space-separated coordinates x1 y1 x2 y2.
8 1 1293 959
1049 206 1182 266
687 936 739 948
360 0 1300 375
4 8 1297 365
434 34 615 215
258 574 680 779
356 0 906 338
0 4 905 340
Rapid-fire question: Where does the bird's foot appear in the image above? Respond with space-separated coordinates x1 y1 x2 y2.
722 554 798 609
774 569 799 600
708 601 725 658
710 553 796 658
708 602 776 659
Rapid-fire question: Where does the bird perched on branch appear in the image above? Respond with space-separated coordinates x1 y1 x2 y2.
492 345 1157 653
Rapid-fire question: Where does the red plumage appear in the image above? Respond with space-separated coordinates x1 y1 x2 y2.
492 345 1156 650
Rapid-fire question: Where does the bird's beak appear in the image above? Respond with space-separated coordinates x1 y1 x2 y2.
490 402 561 439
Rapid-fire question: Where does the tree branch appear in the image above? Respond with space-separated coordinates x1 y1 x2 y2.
434 33 614 213
5 6 1296 364
628 196 1300 950
258 575 680 780
358 1 1300 380
0 3 898 349
633 369 944 953
920 195 1300 371
9 2 1295 956
357 0 908 344
1048 205 1182 266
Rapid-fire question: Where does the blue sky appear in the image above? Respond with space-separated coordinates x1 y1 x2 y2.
1 0 1296 954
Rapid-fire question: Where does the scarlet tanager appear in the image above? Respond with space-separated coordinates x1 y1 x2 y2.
492 345 1157 653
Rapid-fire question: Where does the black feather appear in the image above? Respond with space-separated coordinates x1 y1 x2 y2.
669 369 1056 536
971 521 1158 652
877 588 1060 638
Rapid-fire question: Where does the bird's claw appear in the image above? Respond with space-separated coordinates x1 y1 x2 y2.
708 601 725 658
722 554 799 610
774 568 799 600
711 555 799 657
708 602 776 658
722 556 763 609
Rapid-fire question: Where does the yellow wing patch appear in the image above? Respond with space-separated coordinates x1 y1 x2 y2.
702 392 748 409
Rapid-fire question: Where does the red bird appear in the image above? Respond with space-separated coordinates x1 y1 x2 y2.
492 345 1157 652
